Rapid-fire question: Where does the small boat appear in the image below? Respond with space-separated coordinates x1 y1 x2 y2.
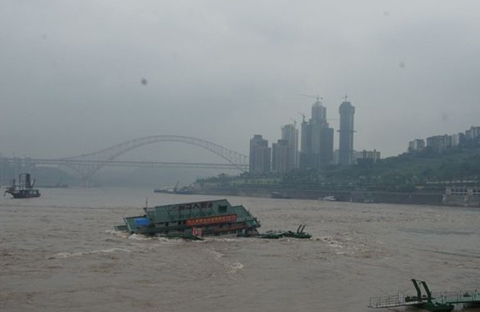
154 182 193 194
4 173 41 199
271 191 290 199
321 195 337 201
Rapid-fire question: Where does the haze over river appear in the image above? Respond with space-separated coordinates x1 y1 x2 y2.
1 187 479 312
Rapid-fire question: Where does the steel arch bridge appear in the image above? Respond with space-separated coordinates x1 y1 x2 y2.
60 135 248 181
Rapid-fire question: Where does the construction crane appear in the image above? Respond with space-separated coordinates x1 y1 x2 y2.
298 99 339 122
299 93 322 102
298 112 306 123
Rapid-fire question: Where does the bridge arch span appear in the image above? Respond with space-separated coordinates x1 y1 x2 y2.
63 135 248 180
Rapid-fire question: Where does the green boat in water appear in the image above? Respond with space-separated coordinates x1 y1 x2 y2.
254 225 312 239
115 199 261 238
282 225 311 239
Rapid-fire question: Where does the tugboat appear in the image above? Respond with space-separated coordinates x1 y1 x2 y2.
4 173 41 199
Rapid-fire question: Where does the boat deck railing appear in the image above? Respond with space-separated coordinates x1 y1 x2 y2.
369 294 421 308
369 289 480 309
431 289 480 304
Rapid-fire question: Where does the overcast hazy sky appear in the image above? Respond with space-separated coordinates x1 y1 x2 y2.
1 1 480 162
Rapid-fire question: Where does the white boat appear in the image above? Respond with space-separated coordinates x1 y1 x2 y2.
321 195 336 201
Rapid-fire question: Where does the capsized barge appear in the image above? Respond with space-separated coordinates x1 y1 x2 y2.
115 199 261 237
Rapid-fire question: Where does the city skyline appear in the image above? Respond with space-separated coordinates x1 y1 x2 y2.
2 1 480 162
250 97 380 173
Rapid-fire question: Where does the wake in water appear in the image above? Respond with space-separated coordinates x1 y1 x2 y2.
48 248 131 259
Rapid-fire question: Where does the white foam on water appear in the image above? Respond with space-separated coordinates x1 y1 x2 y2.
199 237 242 244
210 249 224 260
227 262 244 274
153 236 172 242
212 237 243 242
107 229 131 239
317 236 344 249
50 248 131 259
190 239 207 243
128 234 153 241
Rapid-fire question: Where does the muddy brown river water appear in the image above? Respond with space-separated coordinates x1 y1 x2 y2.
1 187 479 312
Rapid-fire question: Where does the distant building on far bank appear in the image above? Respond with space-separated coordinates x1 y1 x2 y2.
354 150 381 163
249 135 271 174
407 125 480 154
451 133 462 146
426 135 451 153
465 126 480 140
408 139 425 152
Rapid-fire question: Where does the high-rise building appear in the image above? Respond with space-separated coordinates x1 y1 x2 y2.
338 99 355 165
299 115 310 168
249 135 271 174
299 98 334 170
281 123 299 169
272 139 291 173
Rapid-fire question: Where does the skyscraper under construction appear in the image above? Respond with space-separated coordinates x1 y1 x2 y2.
338 98 355 165
300 97 334 170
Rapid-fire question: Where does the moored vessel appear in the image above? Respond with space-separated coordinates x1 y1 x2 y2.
3 173 41 199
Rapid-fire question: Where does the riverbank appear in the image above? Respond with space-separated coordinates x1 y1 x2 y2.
192 185 479 207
